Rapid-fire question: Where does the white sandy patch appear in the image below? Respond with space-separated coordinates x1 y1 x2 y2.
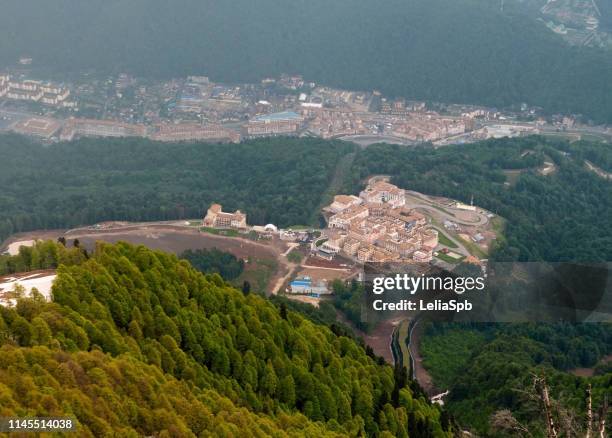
6 240 35 256
0 273 56 307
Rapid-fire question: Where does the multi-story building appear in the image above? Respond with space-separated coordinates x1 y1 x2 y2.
2 78 74 108
327 195 363 214
342 238 361 256
325 182 437 263
150 123 240 143
359 181 406 208
12 117 63 140
245 111 303 137
60 119 146 141
203 204 248 229
329 205 369 230
413 249 433 263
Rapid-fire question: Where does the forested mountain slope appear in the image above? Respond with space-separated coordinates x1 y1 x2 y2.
420 323 612 435
1 0 611 121
0 242 450 436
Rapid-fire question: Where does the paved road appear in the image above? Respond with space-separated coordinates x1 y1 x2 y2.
405 191 489 227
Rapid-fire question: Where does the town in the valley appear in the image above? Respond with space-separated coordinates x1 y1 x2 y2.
2 62 611 146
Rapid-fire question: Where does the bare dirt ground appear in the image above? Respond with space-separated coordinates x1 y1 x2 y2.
285 295 322 307
302 255 354 270
4 224 292 295
410 320 437 396
585 160 612 180
297 267 353 283
270 262 299 295
1 230 67 253
335 311 400 364
570 354 612 377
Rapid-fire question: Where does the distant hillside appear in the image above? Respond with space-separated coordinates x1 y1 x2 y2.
1 0 611 122
0 241 450 436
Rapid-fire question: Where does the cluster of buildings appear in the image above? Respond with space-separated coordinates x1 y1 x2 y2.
539 0 611 49
388 114 471 142
59 118 146 141
202 204 248 229
303 108 369 139
2 71 598 145
380 98 427 115
244 111 303 137
0 74 75 108
11 115 240 143
323 182 439 263
149 123 240 143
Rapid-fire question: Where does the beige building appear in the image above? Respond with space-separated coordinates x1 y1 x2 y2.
60 118 146 140
150 123 240 143
359 181 406 208
327 195 363 213
12 117 62 140
203 204 248 229
3 78 73 107
329 205 369 230
326 182 438 263
413 249 433 263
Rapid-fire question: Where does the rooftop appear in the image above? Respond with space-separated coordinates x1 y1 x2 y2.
253 111 302 122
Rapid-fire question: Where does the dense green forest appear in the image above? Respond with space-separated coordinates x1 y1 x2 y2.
346 136 612 262
1 1 611 121
180 248 245 280
420 323 612 435
0 241 450 436
0 134 354 243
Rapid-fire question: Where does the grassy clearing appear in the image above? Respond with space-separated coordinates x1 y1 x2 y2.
200 227 240 237
502 169 524 186
456 235 487 259
235 257 278 292
398 320 412 369
287 250 303 264
434 228 458 249
435 252 465 264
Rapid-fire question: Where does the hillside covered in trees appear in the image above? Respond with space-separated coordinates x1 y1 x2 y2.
0 241 450 436
420 322 612 435
180 248 245 281
1 0 611 122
